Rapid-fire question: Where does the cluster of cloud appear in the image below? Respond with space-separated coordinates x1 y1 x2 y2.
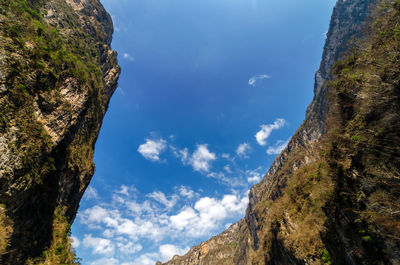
248 74 271 86
76 186 248 264
136 118 288 190
138 139 217 173
77 117 292 264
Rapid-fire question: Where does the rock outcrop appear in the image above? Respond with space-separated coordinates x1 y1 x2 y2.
0 0 120 264
163 0 400 264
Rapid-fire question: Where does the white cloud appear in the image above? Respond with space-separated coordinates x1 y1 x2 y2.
255 119 286 146
70 236 80 248
179 186 197 199
76 164 261 264
266 139 289 155
130 245 189 265
116 185 136 197
116 241 143 254
246 167 264 183
138 138 167 161
247 175 261 183
236 143 251 158
148 191 178 209
248 74 271 86
79 187 249 245
122 53 135 61
169 207 198 230
126 200 153 215
159 244 189 262
83 234 114 255
81 205 115 225
188 144 216 172
177 145 216 172
169 194 248 237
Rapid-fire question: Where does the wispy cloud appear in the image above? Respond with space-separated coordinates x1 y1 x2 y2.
255 119 286 146
266 139 289 155
138 138 167 161
248 74 271 86
236 143 251 158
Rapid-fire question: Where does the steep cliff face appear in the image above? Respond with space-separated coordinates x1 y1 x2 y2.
164 0 400 264
0 0 120 264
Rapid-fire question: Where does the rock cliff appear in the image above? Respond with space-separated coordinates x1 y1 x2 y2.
163 0 400 264
0 0 120 264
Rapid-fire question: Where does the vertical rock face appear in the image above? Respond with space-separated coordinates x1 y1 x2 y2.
164 0 400 264
0 0 120 264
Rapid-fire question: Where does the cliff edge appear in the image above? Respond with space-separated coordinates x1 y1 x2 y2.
0 0 120 264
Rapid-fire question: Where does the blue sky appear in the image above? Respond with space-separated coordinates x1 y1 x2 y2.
71 0 336 264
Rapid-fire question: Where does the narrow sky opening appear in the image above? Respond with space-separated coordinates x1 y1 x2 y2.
72 0 336 264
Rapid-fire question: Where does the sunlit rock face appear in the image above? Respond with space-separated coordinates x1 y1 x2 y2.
0 0 119 263
165 0 400 264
